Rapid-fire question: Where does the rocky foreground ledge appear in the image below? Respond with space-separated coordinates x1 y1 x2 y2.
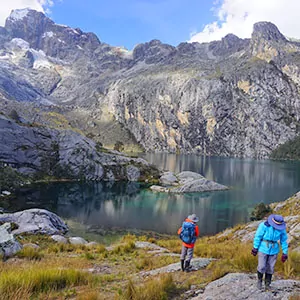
150 171 228 193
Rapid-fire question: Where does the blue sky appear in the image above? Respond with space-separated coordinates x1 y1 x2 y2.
1 0 300 50
49 0 215 49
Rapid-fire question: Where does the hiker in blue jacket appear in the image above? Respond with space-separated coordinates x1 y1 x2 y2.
251 214 288 290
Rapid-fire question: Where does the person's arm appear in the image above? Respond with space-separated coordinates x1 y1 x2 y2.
177 227 182 235
280 230 288 255
253 222 265 249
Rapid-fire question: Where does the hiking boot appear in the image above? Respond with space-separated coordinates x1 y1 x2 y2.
265 273 272 291
184 260 191 272
180 260 185 272
257 271 263 290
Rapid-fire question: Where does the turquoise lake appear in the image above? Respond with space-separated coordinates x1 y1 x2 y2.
10 154 300 236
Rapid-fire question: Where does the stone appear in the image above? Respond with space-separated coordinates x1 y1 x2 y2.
0 208 68 235
0 223 22 257
86 241 98 247
140 257 213 277
51 235 68 244
191 273 300 300
23 243 39 249
1 191 11 196
126 165 140 181
69 237 88 245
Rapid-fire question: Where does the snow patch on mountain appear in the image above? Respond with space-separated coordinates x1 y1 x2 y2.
43 32 55 38
30 49 52 69
9 38 30 50
8 8 30 22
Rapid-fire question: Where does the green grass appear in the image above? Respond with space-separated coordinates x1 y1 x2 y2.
16 247 44 261
0 268 90 300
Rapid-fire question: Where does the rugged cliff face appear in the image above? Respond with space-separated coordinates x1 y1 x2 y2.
0 114 157 181
0 9 299 158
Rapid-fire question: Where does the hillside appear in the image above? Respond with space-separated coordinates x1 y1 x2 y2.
0 9 299 158
0 192 299 299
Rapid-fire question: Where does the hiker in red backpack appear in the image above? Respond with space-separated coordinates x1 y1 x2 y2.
177 214 200 272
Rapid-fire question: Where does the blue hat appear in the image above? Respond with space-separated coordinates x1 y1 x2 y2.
268 214 286 230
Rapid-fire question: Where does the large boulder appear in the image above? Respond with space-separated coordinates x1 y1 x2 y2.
0 209 68 235
0 223 22 257
191 273 300 300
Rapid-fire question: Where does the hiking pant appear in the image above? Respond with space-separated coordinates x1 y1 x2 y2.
180 245 194 261
257 252 278 274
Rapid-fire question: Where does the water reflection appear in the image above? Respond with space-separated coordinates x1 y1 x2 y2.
10 154 300 236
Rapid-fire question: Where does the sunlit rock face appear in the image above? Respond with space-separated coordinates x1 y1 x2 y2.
0 10 300 158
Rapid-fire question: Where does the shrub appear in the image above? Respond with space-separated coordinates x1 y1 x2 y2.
8 109 21 122
0 166 26 192
121 274 177 300
250 203 272 221
114 141 124 152
16 247 44 261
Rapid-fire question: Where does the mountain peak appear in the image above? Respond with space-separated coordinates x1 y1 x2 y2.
252 21 287 42
7 8 32 22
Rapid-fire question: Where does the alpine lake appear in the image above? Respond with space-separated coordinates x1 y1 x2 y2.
6 153 300 241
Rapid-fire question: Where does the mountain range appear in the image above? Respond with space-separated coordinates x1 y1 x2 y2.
0 8 300 160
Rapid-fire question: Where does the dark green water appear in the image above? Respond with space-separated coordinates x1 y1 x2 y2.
9 154 300 236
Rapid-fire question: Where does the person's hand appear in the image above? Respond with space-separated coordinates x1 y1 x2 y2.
251 248 258 256
281 254 288 263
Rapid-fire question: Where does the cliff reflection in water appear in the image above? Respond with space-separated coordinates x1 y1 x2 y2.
12 154 300 236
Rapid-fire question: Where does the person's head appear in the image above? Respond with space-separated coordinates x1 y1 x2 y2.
187 213 199 223
267 214 286 230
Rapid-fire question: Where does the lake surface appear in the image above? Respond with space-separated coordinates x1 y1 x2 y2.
9 154 300 236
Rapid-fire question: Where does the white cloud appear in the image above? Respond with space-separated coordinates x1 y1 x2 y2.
0 0 54 26
190 0 300 43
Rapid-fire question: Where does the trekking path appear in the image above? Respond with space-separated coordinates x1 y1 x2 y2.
134 241 213 276
190 273 300 300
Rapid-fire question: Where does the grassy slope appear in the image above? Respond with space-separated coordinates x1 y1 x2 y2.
0 193 299 300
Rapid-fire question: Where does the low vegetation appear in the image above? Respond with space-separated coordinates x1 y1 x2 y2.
0 166 27 193
271 135 300 160
0 194 299 299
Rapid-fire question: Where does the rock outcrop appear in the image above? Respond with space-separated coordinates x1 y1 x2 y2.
0 115 159 181
0 223 22 257
191 273 300 300
150 171 228 193
0 208 68 235
0 10 299 158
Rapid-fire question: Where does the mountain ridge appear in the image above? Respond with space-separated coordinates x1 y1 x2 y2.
0 9 299 158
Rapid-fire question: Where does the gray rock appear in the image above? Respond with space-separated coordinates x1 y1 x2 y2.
0 223 22 257
150 185 169 193
23 243 39 249
1 191 11 196
86 241 98 247
160 172 178 185
69 236 88 245
51 235 68 244
0 115 158 181
191 273 300 300
126 165 140 181
0 209 68 235
151 171 228 193
140 257 212 277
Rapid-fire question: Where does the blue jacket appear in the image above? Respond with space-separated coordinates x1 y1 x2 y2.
253 221 288 255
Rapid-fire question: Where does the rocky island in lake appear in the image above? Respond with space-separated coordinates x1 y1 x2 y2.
150 171 229 193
